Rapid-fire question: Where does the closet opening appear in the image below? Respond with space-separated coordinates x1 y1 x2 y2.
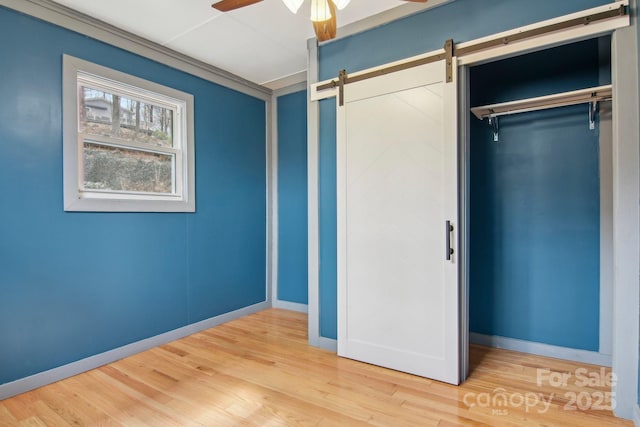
467 36 613 371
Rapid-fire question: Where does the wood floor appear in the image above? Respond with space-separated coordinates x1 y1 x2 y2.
0 309 631 426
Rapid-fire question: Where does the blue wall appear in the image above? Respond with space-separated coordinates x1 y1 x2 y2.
316 0 610 340
0 7 266 385
319 98 338 338
277 90 308 304
469 39 605 351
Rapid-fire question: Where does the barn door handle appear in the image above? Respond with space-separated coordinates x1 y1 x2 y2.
446 221 454 261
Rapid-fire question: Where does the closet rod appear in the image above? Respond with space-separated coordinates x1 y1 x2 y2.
470 85 612 120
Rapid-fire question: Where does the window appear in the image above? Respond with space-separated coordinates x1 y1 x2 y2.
63 55 195 212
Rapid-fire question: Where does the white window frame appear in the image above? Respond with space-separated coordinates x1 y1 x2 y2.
63 54 195 212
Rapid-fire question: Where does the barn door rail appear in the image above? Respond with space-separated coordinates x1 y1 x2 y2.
310 2 628 103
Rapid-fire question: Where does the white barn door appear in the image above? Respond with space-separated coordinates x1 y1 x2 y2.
337 59 460 384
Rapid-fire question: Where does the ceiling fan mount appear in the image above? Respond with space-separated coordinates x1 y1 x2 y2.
211 0 428 42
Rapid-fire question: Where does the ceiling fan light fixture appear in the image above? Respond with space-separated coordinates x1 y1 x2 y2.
310 0 332 22
282 0 304 14
331 0 351 10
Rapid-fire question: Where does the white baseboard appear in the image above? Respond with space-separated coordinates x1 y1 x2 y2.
470 333 612 367
0 301 270 400
316 336 337 352
272 299 308 313
633 403 640 426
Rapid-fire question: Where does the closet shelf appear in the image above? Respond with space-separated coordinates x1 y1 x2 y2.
470 85 612 120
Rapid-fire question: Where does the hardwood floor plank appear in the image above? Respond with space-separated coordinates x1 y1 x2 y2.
36 385 115 426
3 394 37 422
0 309 631 426
25 402 71 427
18 416 47 427
0 404 20 427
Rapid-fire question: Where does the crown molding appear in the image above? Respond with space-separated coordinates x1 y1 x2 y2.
0 0 272 100
273 80 307 97
263 70 307 91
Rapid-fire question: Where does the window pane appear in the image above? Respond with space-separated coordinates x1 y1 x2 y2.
79 87 174 148
83 142 174 194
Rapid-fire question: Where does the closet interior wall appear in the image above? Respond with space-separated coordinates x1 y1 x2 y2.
468 37 612 359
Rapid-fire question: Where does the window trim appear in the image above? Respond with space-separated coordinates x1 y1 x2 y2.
63 54 195 212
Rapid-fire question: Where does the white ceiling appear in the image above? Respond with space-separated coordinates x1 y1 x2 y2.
50 0 438 88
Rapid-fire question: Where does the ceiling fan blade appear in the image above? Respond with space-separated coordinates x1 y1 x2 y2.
313 0 337 42
402 0 428 2
212 0 263 12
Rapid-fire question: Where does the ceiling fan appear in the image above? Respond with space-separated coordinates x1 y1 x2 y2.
212 0 428 42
